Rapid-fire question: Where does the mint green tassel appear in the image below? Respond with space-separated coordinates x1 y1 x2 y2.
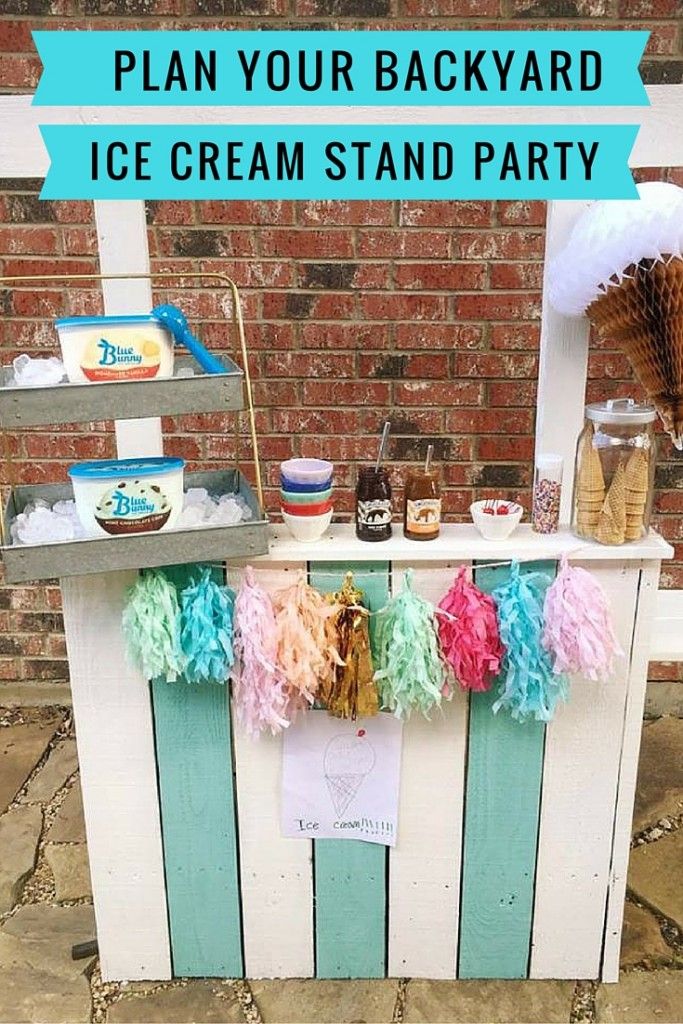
122 569 184 682
374 569 448 719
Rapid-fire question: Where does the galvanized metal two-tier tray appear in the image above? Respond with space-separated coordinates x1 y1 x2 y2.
0 271 269 583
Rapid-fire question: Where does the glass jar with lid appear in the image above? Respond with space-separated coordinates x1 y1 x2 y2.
572 398 656 546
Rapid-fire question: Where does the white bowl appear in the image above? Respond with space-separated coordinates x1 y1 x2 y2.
282 508 333 543
470 500 524 541
280 458 334 486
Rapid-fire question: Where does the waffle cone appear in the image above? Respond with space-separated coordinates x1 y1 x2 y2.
624 448 650 496
576 436 605 499
595 462 627 545
587 257 683 449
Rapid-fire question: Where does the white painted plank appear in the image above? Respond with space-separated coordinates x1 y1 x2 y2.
3 87 683 177
651 589 683 661
602 561 662 981
535 199 592 523
93 200 163 458
55 201 170 982
257 523 673 566
62 572 171 981
530 562 640 979
229 562 315 979
387 561 468 979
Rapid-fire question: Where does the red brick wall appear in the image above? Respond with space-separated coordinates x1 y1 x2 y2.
1 2 682 694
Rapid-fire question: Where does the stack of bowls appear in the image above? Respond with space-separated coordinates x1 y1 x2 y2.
280 459 334 542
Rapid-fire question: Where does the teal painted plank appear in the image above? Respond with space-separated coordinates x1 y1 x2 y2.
458 560 555 980
152 564 243 978
310 561 389 979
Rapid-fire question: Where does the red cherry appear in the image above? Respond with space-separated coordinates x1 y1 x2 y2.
482 508 495 515
496 506 509 516
357 729 366 737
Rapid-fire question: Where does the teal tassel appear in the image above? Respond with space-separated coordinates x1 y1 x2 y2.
492 561 568 722
179 568 235 684
374 569 448 719
122 569 184 682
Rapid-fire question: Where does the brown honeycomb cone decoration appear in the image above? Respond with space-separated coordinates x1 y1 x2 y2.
595 461 627 545
587 256 683 449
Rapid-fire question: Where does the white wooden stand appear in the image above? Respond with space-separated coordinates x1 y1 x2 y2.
0 83 682 982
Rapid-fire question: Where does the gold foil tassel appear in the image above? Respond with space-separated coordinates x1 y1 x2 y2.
323 573 379 720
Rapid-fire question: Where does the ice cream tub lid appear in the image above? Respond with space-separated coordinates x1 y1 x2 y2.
56 315 164 329
68 457 184 480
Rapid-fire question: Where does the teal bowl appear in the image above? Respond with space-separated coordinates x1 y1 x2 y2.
280 487 332 506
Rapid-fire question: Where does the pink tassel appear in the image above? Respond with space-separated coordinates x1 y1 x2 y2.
272 576 340 716
542 555 622 681
437 566 504 692
232 567 290 738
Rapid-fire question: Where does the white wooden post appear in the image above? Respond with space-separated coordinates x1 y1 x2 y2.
60 201 171 980
534 199 591 523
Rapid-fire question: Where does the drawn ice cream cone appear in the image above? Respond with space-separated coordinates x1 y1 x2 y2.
323 732 375 818
325 774 365 818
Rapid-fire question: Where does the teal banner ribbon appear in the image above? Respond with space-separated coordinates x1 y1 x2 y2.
33 30 648 107
40 124 638 200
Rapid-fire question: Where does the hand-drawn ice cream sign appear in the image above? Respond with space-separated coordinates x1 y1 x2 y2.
281 711 402 847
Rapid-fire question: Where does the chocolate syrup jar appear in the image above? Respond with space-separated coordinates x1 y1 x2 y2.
356 466 392 542
404 468 441 541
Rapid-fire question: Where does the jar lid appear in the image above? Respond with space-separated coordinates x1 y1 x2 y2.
585 398 656 425
536 453 563 473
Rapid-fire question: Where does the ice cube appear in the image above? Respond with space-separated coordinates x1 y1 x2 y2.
210 499 242 526
12 498 86 545
176 506 204 529
183 487 210 508
12 355 66 388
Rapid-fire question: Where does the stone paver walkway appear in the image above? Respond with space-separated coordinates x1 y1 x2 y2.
0 705 681 1024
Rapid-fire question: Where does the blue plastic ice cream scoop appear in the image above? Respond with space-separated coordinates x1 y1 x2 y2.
152 303 225 376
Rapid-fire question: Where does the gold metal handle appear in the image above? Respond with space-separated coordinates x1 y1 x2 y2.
0 270 264 509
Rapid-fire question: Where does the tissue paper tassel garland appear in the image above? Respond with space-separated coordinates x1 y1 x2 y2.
374 569 449 719
232 567 290 737
321 572 379 721
179 568 235 685
492 561 568 722
122 569 184 682
542 555 622 681
437 566 504 692
272 576 341 715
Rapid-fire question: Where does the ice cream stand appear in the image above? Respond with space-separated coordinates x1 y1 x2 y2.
0 88 682 984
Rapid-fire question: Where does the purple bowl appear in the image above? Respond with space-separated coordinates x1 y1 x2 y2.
280 458 333 486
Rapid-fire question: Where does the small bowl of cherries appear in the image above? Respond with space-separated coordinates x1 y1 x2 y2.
470 498 524 541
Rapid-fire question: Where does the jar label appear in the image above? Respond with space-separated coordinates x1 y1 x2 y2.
357 498 392 532
406 498 441 535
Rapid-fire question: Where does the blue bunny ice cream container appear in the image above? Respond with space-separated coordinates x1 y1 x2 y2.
68 457 185 537
55 315 174 384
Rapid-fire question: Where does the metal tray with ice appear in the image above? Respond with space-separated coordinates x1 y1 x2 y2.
0 469 268 583
0 354 244 429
